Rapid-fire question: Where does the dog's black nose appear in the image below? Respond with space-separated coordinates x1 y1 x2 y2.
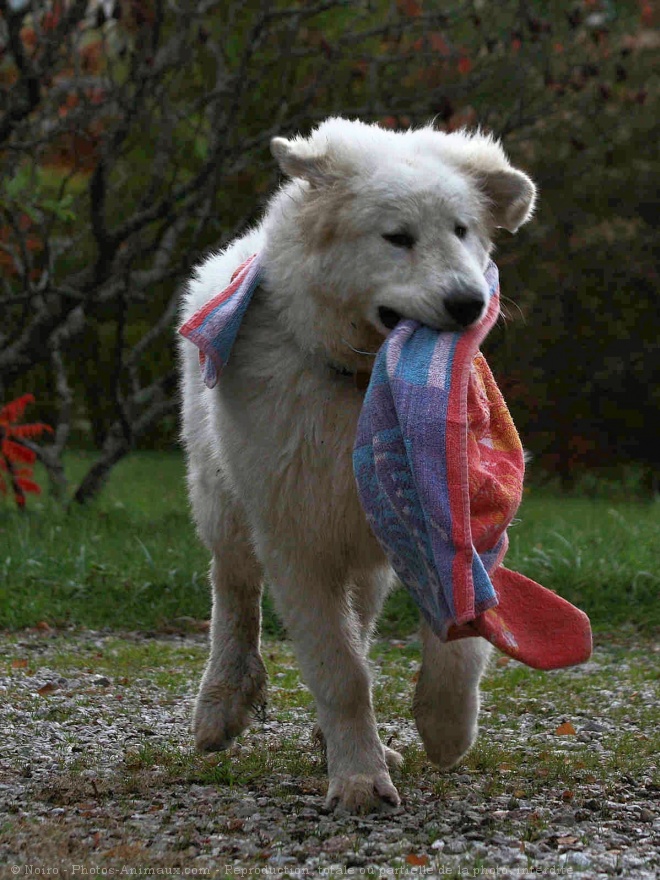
444 294 484 327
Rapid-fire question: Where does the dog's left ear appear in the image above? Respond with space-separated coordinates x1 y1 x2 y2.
478 168 537 233
271 136 332 187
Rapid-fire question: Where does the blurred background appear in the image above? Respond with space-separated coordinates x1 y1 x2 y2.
0 0 657 632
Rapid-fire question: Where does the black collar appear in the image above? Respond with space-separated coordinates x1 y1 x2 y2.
327 361 371 392
328 361 355 379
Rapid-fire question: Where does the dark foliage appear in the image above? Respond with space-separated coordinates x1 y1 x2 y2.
1 0 657 500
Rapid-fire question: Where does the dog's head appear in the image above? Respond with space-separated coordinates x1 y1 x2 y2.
263 118 536 370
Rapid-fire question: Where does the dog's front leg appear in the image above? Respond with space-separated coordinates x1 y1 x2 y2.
193 497 266 753
413 620 492 769
266 557 400 813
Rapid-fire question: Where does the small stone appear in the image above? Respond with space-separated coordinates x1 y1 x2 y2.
235 800 258 818
567 852 591 868
345 854 367 867
444 838 466 854
268 854 296 867
324 835 352 853
94 676 111 687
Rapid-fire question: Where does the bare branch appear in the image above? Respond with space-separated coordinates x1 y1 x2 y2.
72 371 177 504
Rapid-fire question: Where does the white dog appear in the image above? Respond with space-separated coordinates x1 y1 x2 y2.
178 118 536 813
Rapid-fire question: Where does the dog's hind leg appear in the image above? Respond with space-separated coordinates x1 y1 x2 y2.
264 553 400 813
192 488 266 753
413 620 492 769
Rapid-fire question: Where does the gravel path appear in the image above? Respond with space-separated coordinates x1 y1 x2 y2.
1 629 658 879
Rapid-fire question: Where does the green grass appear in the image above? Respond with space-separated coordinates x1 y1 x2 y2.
0 452 212 631
0 451 658 634
504 497 660 633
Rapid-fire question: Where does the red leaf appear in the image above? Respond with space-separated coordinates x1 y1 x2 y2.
2 439 36 464
398 0 422 16
406 854 429 866
0 396 52 507
457 55 472 75
554 721 577 736
10 422 54 439
16 478 41 495
429 32 450 55
0 394 35 424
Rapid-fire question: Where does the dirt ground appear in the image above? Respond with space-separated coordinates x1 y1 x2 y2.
1 629 658 879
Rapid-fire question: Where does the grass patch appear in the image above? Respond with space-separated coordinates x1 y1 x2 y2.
122 738 324 792
0 451 284 634
0 451 657 635
0 453 211 630
6 635 209 693
505 499 660 632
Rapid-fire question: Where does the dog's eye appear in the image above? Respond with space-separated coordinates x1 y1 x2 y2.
454 224 468 239
382 231 416 249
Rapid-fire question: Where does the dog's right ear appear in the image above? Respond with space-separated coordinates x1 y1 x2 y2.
271 136 332 187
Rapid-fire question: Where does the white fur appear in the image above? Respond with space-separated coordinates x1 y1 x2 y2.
178 118 536 813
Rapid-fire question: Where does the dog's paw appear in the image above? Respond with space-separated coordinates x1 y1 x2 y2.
325 773 400 814
383 745 404 770
193 654 266 752
413 700 478 769
418 724 477 769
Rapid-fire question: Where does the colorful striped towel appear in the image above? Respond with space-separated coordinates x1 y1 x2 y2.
180 254 593 670
353 262 592 670
179 254 263 389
